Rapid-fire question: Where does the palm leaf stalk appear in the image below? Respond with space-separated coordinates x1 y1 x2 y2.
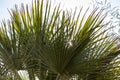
0 0 120 80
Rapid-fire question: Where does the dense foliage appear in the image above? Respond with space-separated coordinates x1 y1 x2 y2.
0 0 120 80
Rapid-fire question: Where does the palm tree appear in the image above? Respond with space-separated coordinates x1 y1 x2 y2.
0 0 120 80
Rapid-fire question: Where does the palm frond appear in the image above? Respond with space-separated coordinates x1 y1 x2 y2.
0 0 120 80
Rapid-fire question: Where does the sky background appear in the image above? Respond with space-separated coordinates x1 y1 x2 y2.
0 0 120 23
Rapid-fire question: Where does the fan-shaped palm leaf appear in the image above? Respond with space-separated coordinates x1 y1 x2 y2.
0 0 120 80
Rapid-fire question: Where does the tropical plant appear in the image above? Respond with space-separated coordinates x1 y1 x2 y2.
0 0 120 80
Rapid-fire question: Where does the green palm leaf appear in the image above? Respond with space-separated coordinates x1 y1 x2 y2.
0 0 120 80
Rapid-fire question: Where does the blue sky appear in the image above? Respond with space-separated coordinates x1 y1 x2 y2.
0 0 31 22
0 0 120 23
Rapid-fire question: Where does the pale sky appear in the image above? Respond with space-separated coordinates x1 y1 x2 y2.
0 0 120 23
